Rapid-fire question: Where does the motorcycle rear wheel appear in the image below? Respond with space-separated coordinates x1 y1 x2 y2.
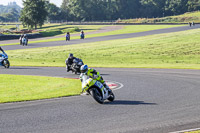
91 88 104 104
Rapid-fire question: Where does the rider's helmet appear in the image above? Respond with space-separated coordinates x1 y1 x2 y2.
80 65 88 74
24 34 26 37
69 53 73 59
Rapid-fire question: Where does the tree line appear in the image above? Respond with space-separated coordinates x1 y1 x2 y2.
2 0 199 29
0 2 21 22
60 0 200 21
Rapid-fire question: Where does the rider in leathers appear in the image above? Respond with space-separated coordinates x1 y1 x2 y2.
65 53 76 72
80 65 111 92
0 47 7 62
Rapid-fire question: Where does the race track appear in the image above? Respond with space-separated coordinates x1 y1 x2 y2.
3 25 200 51
1 25 200 133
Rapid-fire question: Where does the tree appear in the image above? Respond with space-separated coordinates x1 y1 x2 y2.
115 0 140 18
165 0 188 15
20 0 48 29
187 0 200 11
46 2 63 22
60 0 71 21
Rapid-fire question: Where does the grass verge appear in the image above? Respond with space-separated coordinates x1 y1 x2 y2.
7 27 200 69
119 11 200 23
0 25 184 46
7 28 200 69
0 74 81 103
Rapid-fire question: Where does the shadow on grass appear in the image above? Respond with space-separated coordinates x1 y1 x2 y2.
104 100 157 105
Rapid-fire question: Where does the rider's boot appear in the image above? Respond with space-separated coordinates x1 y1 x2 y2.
103 82 112 94
66 66 70 72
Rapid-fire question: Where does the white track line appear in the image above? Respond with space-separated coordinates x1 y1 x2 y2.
169 128 200 133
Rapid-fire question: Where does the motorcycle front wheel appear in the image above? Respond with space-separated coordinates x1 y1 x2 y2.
90 88 104 104
107 92 115 102
3 60 10 68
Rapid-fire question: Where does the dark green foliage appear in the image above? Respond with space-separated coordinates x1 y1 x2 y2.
61 0 200 21
39 27 80 37
20 0 48 29
1 0 200 23
0 2 21 22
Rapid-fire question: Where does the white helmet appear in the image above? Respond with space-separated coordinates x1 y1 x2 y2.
80 65 88 74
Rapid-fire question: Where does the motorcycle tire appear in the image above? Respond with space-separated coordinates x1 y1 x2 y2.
90 88 104 104
107 92 115 102
3 60 10 68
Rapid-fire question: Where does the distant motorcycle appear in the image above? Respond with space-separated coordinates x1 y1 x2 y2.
66 33 70 41
0 48 10 68
22 37 28 46
66 58 84 74
80 33 84 39
66 35 70 41
80 73 115 104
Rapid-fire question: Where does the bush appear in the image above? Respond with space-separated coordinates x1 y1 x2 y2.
40 27 80 37
62 27 80 33
40 30 62 37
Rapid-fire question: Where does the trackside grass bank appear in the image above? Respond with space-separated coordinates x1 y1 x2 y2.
0 74 81 103
0 25 184 46
7 28 200 69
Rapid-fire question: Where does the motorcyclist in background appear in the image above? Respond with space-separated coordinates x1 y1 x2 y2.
19 34 24 45
0 47 6 55
66 32 70 41
65 53 76 72
23 34 28 44
0 47 7 61
80 30 84 39
80 65 111 93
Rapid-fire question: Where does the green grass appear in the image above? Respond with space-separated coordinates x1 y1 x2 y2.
38 25 104 37
85 25 184 37
119 11 200 23
0 25 184 46
7 28 200 69
0 24 104 38
0 74 81 103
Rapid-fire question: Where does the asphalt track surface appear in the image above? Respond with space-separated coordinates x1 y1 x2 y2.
1 25 200 133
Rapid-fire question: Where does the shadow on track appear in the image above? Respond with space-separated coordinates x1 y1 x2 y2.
104 100 157 105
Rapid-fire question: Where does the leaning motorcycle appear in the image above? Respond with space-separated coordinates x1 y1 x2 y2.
71 58 84 74
66 58 84 74
80 73 115 104
0 51 10 68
